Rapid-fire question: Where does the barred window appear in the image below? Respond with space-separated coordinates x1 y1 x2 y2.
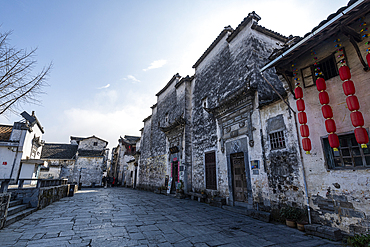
269 131 286 150
323 132 370 169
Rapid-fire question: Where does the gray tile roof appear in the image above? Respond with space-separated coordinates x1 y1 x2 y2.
0 125 12 141
41 143 78 159
77 149 105 157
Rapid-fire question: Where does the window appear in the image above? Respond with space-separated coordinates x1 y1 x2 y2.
269 131 286 150
323 132 370 169
205 151 217 190
301 52 341 88
93 142 98 146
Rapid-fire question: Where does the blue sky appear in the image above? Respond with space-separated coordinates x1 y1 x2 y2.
0 0 348 151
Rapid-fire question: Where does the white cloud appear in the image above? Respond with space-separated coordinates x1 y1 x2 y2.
143 59 167 71
61 94 153 150
122 75 141 83
97 84 110 89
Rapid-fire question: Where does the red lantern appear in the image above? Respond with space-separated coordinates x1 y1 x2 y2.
342 80 355 96
298 112 307 124
319 91 329 105
302 138 312 152
339 65 351 81
350 111 364 127
295 87 303 99
316 78 326 91
296 99 305 111
325 119 336 133
354 127 369 147
322 105 333 119
300 125 310 137
346 95 360 111
328 133 340 149
366 53 370 68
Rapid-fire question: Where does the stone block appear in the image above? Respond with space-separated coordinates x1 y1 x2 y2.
305 224 342 241
304 224 320 235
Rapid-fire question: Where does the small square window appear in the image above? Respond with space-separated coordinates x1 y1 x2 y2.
269 131 286 150
93 142 98 146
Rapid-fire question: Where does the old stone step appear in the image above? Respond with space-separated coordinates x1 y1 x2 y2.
5 208 37 227
7 204 27 216
8 199 22 208
222 205 271 222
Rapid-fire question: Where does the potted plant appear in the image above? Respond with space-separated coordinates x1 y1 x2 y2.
280 206 303 228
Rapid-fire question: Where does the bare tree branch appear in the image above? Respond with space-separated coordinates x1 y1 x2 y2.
0 31 51 115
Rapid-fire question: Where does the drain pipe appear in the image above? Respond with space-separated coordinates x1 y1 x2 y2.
260 72 311 224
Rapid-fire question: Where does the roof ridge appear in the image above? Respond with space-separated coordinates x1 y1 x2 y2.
192 26 234 69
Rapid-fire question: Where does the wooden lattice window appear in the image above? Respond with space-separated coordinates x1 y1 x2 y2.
323 132 370 169
205 151 217 190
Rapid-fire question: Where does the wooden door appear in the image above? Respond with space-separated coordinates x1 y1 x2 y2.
171 161 179 192
231 153 247 202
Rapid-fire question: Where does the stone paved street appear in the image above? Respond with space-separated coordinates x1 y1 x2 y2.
0 188 343 246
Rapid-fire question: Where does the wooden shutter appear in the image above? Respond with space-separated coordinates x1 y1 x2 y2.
205 152 217 190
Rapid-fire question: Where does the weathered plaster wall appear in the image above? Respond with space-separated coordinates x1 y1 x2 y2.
258 100 305 211
139 76 192 191
74 157 103 186
78 137 107 151
192 21 285 199
280 14 370 233
39 159 76 182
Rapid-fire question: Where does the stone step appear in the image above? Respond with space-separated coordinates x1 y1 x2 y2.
5 208 37 227
7 204 28 216
222 205 271 223
9 199 22 208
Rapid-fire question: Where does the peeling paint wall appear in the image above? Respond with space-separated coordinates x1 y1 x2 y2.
192 19 286 201
39 159 76 182
74 157 103 187
274 13 370 234
139 76 192 191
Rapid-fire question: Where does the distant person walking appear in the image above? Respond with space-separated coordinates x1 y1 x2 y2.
102 176 107 188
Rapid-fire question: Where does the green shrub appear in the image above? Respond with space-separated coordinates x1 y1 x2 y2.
279 206 305 221
347 233 370 247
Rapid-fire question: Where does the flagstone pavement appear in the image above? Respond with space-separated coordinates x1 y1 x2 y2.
0 187 344 246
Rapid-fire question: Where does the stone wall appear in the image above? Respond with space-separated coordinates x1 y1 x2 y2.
74 157 103 187
192 20 286 199
0 193 10 229
8 184 73 209
272 11 370 234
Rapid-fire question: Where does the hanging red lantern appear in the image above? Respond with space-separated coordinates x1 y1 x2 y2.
366 53 370 68
354 127 369 148
296 99 305 111
298 112 307 124
322 105 333 119
302 138 312 153
328 133 340 150
342 80 355 96
346 95 360 111
300 125 310 137
325 119 336 133
319 91 330 105
316 78 326 91
339 65 351 81
295 87 303 98
350 111 364 127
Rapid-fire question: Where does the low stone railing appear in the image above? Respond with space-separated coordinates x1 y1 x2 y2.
17 178 68 189
0 179 77 229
